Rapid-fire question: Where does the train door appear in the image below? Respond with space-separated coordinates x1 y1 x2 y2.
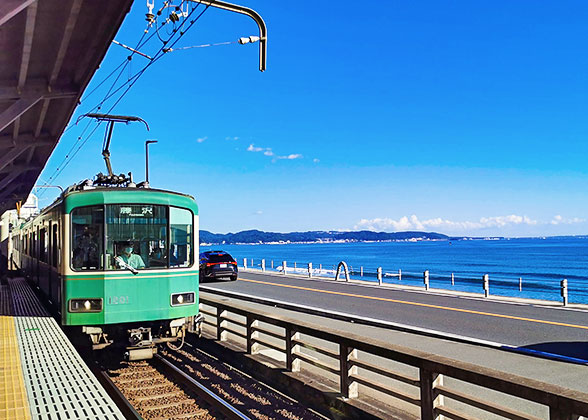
35 227 39 286
51 222 60 307
47 223 52 301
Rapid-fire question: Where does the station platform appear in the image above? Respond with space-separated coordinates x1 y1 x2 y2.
0 278 124 420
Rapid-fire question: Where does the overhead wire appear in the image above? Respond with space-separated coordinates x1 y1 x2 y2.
39 1 215 193
40 27 156 195
164 40 235 51
38 8 177 196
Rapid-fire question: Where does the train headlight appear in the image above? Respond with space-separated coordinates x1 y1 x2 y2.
69 298 103 313
171 292 195 306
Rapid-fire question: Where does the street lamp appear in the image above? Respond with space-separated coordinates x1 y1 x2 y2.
186 0 267 72
145 140 158 184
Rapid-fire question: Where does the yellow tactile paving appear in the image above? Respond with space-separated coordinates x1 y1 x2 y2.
0 316 31 420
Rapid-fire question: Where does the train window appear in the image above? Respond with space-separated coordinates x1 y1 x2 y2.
105 204 168 270
39 228 48 263
71 206 104 270
52 224 58 267
169 207 193 268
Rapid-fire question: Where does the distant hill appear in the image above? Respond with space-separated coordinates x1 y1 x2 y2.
199 229 449 244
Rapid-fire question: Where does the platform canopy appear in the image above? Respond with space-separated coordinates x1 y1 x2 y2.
0 0 134 214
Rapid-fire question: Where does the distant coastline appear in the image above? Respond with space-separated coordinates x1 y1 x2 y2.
199 229 510 245
199 229 588 245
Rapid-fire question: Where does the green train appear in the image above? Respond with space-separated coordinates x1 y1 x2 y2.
11 182 201 360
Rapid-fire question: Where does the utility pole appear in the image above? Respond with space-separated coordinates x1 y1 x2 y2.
145 140 158 184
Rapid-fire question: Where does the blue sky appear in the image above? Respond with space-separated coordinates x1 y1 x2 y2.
37 1 588 236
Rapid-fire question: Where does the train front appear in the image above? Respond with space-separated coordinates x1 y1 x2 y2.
63 188 201 360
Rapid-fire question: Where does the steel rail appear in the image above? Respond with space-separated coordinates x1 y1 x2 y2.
90 354 251 420
154 353 252 420
91 363 142 420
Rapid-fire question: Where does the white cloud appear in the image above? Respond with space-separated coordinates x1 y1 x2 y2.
247 144 266 152
247 143 302 161
478 215 537 227
354 214 545 233
226 136 239 141
196 136 207 143
313 158 320 163
276 153 303 160
254 210 263 215
550 215 586 225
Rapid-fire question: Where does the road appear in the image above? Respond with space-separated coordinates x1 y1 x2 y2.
200 270 588 362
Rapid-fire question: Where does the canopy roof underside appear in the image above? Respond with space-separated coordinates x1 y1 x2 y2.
0 0 134 214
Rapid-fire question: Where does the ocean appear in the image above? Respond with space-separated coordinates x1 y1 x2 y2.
201 237 588 304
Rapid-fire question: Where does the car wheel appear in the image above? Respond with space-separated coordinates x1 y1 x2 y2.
231 276 237 281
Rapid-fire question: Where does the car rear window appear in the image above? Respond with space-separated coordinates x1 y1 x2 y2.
207 254 235 263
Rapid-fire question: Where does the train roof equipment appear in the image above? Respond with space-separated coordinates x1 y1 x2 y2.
83 113 149 187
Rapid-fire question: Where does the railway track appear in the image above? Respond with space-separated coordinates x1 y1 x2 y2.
94 342 323 420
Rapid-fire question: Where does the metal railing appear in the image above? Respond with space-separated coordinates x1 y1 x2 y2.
200 294 588 420
240 257 576 305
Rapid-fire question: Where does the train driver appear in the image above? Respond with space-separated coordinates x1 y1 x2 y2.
117 241 145 269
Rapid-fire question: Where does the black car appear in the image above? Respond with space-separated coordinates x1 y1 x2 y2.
199 250 238 281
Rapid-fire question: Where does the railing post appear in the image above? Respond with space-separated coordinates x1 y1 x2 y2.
285 325 293 371
339 343 358 399
419 367 436 420
483 274 489 297
451 273 454 286
336 262 350 282
561 279 568 306
433 374 444 417
282 261 287 275
246 315 254 354
287 329 300 372
271 260 274 269
251 258 254 268
261 259 265 271
424 270 430 290
519 277 522 292
243 258 247 270
252 319 260 354
294 261 297 269
308 262 312 278
377 267 382 285
360 266 363 277
549 406 575 420
398 268 402 281
217 305 225 342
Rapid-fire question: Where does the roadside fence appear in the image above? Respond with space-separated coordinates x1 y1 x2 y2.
240 258 575 306
200 294 588 420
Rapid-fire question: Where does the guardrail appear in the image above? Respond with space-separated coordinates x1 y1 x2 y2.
241 257 574 306
199 294 588 420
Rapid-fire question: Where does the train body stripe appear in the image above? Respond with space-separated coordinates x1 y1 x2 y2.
64 271 198 281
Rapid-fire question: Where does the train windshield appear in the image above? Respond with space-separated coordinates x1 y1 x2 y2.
71 206 104 270
169 207 193 268
105 204 168 270
70 204 194 271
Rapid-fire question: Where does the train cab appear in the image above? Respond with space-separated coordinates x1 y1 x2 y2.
12 185 201 360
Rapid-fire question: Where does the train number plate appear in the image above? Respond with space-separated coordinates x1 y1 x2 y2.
108 296 130 305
